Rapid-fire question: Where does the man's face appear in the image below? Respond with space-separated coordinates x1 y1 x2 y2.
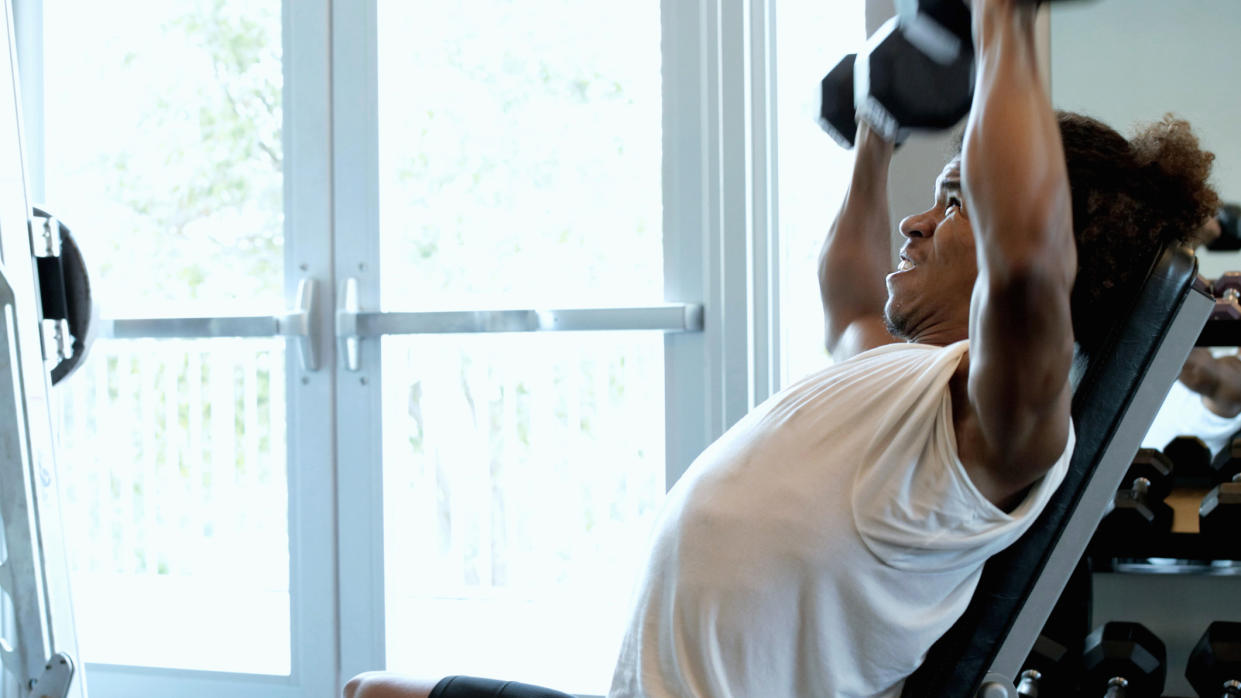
884 158 979 343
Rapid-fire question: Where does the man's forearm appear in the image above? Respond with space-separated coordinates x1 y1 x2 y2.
963 1 1074 279
819 123 895 352
1180 349 1241 418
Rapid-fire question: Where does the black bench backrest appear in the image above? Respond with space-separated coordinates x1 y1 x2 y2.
900 245 1208 697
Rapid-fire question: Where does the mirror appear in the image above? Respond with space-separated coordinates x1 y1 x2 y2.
1050 0 1241 278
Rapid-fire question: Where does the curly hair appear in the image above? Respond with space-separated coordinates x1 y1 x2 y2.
1057 112 1218 351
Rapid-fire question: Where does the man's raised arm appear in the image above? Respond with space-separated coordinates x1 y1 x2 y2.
819 123 901 360
960 0 1077 503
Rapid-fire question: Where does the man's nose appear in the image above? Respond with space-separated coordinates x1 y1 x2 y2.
898 209 937 239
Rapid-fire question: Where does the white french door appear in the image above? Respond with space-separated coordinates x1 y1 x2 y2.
19 1 336 696
332 2 700 695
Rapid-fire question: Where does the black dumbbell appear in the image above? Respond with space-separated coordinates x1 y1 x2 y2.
1096 475 1174 549
854 7 975 144
1206 204 1241 252
1211 437 1241 485
819 0 1085 149
1187 622 1241 698
1081 621 1167 697
1124 449 1176 501
1017 634 1076 697
818 54 859 148
818 0 975 148
1166 435 1215 485
1211 272 1241 321
1199 475 1241 541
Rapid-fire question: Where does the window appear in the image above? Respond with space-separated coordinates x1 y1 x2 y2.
354 2 669 692
777 3 866 385
42 0 291 675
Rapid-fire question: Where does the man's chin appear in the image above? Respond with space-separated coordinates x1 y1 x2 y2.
883 305 911 341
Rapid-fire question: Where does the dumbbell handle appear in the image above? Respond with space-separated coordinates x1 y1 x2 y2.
1104 676 1128 698
1016 669 1040 697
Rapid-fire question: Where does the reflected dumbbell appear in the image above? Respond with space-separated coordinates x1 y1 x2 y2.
1211 437 1241 486
1124 449 1176 501
1206 204 1241 252
1212 272 1241 322
1097 478 1173 548
1200 474 1241 541
1166 435 1215 485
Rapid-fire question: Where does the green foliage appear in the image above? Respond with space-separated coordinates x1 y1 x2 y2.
99 0 282 307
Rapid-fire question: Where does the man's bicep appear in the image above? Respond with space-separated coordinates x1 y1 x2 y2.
832 316 900 362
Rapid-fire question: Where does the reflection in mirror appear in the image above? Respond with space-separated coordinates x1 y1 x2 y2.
1050 0 1240 278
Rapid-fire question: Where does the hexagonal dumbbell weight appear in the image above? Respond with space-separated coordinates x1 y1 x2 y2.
818 53 860 148
1165 435 1215 485
1123 448 1176 501
1211 272 1241 321
818 0 1086 149
1081 621 1167 698
1211 436 1241 486
1187 621 1241 698
1199 474 1241 541
1017 634 1077 697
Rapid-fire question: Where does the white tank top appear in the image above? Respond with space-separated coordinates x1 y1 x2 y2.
609 340 1072 698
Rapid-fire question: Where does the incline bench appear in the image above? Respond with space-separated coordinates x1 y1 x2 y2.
901 244 1214 698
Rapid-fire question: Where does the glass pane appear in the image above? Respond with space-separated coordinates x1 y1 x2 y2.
42 0 289 675
52 338 289 674
376 1 662 309
43 0 283 317
777 6 866 384
382 334 664 695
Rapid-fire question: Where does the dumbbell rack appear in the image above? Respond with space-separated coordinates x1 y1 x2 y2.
1064 285 1241 697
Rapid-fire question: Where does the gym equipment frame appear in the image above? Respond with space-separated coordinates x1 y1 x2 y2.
0 0 85 695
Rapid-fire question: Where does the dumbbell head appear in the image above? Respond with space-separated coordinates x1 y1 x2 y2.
818 54 858 149
1165 435 1214 483
1211 298 1241 323
1019 634 1076 696
1207 204 1241 252
894 0 974 65
1211 437 1241 485
1199 477 1241 539
1082 621 1167 698
1187 622 1241 698
1097 478 1173 547
1124 449 1175 501
1214 272 1241 301
1211 273 1241 321
854 17 974 144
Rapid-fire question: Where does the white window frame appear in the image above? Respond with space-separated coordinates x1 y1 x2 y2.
12 2 340 697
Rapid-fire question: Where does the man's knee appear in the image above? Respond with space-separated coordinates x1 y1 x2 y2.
342 671 438 698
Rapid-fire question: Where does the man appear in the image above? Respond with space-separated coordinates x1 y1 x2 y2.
608 1 1216 696
345 0 1218 695
1143 215 1241 455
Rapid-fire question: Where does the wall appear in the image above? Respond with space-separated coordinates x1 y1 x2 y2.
1051 0 1241 279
